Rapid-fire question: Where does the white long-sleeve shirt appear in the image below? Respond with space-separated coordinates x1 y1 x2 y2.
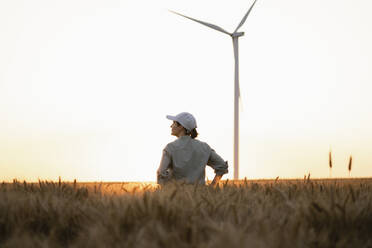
157 135 228 185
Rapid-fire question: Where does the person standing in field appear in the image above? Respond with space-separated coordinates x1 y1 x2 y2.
157 112 228 186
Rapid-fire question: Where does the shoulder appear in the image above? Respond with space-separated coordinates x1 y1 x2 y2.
192 138 212 151
163 139 179 153
164 138 211 152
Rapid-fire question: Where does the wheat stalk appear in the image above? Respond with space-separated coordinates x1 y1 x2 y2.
348 155 353 177
329 150 333 178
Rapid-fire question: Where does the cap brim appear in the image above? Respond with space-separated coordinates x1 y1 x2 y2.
166 115 177 121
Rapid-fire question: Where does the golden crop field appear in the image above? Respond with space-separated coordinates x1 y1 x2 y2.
1 178 372 247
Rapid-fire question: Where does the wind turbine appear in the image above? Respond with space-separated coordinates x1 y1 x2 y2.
170 0 258 180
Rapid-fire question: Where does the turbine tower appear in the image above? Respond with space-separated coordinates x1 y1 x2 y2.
170 0 258 180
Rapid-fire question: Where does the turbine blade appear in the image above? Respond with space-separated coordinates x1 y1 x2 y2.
233 0 258 34
169 10 232 36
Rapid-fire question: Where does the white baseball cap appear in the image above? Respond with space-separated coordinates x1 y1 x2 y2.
166 112 197 131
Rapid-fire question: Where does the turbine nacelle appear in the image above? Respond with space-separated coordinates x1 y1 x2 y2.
231 32 244 38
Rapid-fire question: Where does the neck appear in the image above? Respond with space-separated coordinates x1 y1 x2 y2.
176 132 188 138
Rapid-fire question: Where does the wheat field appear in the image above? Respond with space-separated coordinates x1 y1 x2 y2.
0 178 372 247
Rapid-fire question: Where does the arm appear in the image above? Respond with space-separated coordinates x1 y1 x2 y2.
157 149 172 185
211 174 222 186
207 148 228 186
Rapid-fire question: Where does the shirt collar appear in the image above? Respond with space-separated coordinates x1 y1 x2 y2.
178 135 191 140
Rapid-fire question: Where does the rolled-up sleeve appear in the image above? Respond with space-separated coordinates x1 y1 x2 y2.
157 148 172 184
207 149 228 175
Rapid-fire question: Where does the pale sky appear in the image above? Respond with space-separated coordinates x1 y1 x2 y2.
1 0 371 182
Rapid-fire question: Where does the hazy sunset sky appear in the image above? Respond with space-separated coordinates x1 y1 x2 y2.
1 0 371 182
